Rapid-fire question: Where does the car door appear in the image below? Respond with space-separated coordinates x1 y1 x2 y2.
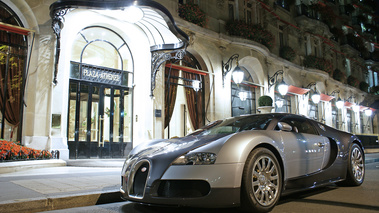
279 117 328 178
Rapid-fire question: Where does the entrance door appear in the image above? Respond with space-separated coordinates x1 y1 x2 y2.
68 81 132 159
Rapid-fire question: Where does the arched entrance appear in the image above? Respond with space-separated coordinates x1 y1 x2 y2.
67 26 133 159
0 2 28 142
164 52 205 137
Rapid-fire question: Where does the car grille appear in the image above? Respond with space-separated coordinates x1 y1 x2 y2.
127 160 150 198
157 180 210 198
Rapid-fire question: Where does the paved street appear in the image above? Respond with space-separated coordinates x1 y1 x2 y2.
43 161 379 213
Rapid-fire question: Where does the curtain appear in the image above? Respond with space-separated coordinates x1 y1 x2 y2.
0 31 26 139
183 72 203 130
164 66 179 128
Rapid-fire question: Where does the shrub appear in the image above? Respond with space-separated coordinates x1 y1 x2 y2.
303 55 333 75
279 46 296 61
333 69 346 82
178 3 207 27
347 75 359 87
225 20 275 49
258 95 273 107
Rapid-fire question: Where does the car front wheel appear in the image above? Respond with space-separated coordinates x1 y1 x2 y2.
241 148 282 213
341 143 365 186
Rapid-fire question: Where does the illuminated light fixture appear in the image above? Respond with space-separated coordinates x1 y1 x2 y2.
232 68 244 85
352 104 360 112
278 81 289 96
311 90 321 104
98 6 144 23
336 97 344 109
306 82 320 104
329 90 344 109
276 99 284 108
239 90 248 101
268 70 288 96
365 109 373 116
222 54 244 86
192 79 201 92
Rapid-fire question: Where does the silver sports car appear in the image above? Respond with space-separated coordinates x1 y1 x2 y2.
120 113 365 212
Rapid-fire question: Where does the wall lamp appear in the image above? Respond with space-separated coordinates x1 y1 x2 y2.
306 82 320 104
329 90 344 109
268 70 288 96
347 95 360 112
365 108 373 116
222 54 244 87
192 79 201 92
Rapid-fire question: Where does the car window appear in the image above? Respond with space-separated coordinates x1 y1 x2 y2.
279 117 319 135
189 114 274 136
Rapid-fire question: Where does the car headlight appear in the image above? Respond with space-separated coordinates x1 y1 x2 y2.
172 152 217 165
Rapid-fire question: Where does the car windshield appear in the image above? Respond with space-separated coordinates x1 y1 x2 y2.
189 114 274 136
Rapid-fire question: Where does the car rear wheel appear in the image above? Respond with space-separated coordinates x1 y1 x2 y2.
341 143 365 186
241 148 282 213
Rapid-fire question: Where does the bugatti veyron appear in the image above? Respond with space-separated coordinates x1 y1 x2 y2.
120 113 365 212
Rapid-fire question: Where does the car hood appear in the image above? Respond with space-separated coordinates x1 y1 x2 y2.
127 134 233 186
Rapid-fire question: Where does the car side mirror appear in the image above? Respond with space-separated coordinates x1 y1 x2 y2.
278 122 292 132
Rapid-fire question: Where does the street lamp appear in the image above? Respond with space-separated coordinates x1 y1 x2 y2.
306 82 320 104
329 90 344 109
268 70 288 96
365 108 373 116
222 54 244 86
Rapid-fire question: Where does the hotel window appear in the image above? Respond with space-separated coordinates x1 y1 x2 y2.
231 68 257 116
229 0 235 21
347 109 352 133
345 59 351 77
308 100 319 121
279 25 285 48
275 0 290 11
244 1 252 24
331 99 338 129
275 94 291 113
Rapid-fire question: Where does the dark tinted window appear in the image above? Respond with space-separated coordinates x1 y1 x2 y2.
189 114 274 136
279 117 318 135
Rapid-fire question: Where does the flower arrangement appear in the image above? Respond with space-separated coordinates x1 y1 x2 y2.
0 140 52 161
303 55 333 75
332 69 346 82
225 20 275 49
347 75 359 88
279 46 296 61
178 3 207 27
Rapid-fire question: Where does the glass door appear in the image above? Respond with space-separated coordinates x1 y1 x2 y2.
68 81 132 159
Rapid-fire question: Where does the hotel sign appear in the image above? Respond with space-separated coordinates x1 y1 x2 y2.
70 62 129 87
82 66 122 85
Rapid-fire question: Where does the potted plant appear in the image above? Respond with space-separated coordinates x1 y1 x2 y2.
258 95 273 113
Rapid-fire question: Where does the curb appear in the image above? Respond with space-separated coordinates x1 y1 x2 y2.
0 159 67 174
0 190 122 213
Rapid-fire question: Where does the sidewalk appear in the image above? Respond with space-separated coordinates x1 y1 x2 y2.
0 152 378 213
0 159 125 213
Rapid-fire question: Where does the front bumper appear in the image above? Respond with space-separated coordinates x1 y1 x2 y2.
120 162 244 208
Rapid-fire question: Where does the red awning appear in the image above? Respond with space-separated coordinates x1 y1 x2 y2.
344 101 354 107
320 93 334 102
287 85 309 95
0 22 33 35
165 63 208 76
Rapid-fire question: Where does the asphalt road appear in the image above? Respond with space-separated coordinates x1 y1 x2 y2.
44 161 379 213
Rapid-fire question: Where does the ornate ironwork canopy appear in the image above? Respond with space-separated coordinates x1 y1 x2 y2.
49 0 189 91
